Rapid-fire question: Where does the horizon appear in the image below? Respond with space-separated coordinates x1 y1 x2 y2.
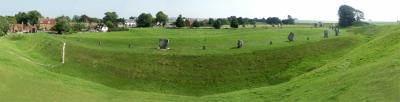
1 0 399 22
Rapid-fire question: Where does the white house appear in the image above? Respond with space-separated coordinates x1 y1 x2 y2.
95 24 109 32
125 19 136 27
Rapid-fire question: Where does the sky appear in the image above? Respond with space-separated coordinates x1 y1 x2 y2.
0 0 399 21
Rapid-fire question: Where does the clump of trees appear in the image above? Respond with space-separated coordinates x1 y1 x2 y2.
212 19 223 29
53 16 72 34
155 11 168 27
229 16 239 28
103 12 120 28
266 17 281 26
0 16 10 36
192 20 201 28
136 13 154 27
282 15 295 25
338 5 365 27
14 10 42 25
175 14 185 28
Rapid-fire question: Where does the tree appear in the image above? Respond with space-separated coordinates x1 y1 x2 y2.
249 18 256 28
73 22 86 32
175 14 185 28
53 16 71 34
136 13 154 27
192 20 201 28
0 16 10 36
282 15 295 24
243 18 250 27
266 17 281 26
338 5 356 27
213 19 223 29
229 16 239 28
103 12 119 28
155 11 168 27
15 12 28 24
72 15 81 22
207 18 214 26
6 16 17 24
238 17 245 27
221 19 230 25
27 10 42 25
79 15 90 23
88 18 100 23
129 16 136 20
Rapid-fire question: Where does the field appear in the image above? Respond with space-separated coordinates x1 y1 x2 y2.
0 25 399 101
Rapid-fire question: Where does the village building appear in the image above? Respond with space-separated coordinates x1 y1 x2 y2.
8 23 37 33
38 18 56 31
124 19 136 27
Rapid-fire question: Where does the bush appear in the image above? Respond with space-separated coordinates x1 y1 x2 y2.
213 19 223 29
109 27 129 32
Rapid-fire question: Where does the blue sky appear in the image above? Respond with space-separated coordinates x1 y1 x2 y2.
1 0 399 21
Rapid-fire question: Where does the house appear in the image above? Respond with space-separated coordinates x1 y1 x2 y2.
8 23 37 33
95 23 108 32
124 19 136 27
38 18 56 31
184 18 193 27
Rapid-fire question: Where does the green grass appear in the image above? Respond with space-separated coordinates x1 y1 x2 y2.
0 25 399 101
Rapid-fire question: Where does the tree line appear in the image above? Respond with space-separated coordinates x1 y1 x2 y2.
0 4 364 35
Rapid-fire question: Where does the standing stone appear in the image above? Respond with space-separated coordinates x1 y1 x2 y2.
159 38 169 49
237 40 244 48
324 30 329 38
288 32 295 42
334 28 340 36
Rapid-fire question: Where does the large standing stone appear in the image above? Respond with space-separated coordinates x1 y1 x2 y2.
334 28 340 36
324 30 329 38
237 40 244 48
288 32 295 42
159 38 169 49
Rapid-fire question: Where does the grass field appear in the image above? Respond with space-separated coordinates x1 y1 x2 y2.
0 25 399 101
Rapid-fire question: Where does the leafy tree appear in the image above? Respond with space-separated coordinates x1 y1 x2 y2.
103 12 118 28
129 16 136 20
27 10 42 25
266 17 281 26
155 11 168 27
15 12 28 24
88 18 100 23
243 18 250 27
249 18 256 28
213 19 223 29
53 16 71 34
238 17 245 27
175 14 185 28
207 18 214 26
79 15 90 23
73 22 86 32
136 13 154 27
192 20 201 28
0 16 10 36
6 16 17 24
282 15 295 24
338 5 356 27
72 15 81 22
229 16 239 28
221 19 230 25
